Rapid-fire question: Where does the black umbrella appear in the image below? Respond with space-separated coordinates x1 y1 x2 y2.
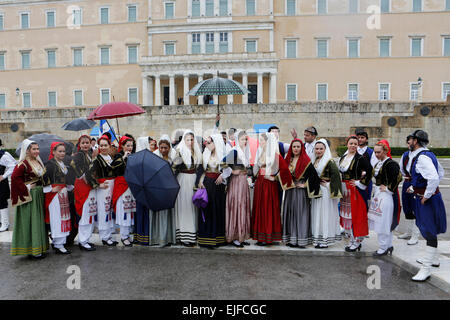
62 118 96 131
124 149 180 211
16 133 74 164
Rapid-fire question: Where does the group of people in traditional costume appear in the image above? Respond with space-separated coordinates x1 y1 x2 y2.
2 121 446 282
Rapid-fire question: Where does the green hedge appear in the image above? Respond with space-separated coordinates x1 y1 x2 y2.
336 146 450 157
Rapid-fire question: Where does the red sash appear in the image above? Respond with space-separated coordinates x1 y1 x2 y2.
343 180 368 237
44 184 71 233
112 176 128 212
74 178 91 218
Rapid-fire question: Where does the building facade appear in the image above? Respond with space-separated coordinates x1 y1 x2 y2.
0 0 450 109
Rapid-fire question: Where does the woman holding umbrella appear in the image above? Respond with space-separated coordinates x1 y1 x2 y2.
43 142 73 254
221 130 252 248
112 136 137 247
70 135 97 251
148 135 177 247
86 135 120 246
172 130 202 247
10 139 49 258
195 134 227 249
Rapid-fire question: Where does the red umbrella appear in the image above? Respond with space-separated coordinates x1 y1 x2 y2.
87 102 146 137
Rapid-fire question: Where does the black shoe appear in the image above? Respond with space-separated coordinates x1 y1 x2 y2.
54 246 71 254
87 242 96 248
287 243 299 248
255 242 267 246
315 244 328 249
121 238 133 247
29 253 47 260
102 239 118 246
345 243 362 252
182 242 195 247
241 241 250 246
79 243 96 251
231 241 244 248
373 247 393 256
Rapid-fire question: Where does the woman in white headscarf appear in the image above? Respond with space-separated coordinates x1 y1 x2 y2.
135 136 149 152
310 139 343 248
221 130 252 248
172 130 202 246
195 134 227 249
10 139 49 258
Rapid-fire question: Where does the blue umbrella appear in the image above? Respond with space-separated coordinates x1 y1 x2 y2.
124 149 180 211
61 118 96 131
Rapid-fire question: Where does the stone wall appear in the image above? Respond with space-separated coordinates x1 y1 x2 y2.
0 101 448 153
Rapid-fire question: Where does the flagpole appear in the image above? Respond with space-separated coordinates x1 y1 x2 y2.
105 119 118 142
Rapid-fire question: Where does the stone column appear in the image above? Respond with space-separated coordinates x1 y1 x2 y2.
257 72 263 104
154 75 161 106
142 75 149 106
269 73 277 104
213 73 219 105
242 72 248 105
198 74 204 105
169 74 175 106
184 74 190 105
227 73 234 104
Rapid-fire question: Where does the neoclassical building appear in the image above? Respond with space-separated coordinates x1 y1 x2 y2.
1 0 450 109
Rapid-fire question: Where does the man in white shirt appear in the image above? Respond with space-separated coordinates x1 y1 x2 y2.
0 140 18 232
405 130 447 282
303 126 318 159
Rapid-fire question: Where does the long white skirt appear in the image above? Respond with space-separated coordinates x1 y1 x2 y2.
311 183 342 246
115 188 136 227
96 179 115 232
368 185 393 235
78 189 98 226
174 173 198 244
48 187 70 239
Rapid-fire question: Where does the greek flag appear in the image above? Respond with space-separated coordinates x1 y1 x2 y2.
99 120 117 142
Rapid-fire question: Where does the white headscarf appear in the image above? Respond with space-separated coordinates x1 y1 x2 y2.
154 134 176 160
203 134 226 170
255 132 279 177
136 137 149 152
176 130 202 166
231 130 250 168
309 138 332 176
19 139 44 167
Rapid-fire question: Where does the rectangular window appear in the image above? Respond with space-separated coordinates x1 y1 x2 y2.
246 40 257 53
286 40 297 58
192 33 201 54
220 0 228 16
0 94 5 108
411 38 422 57
447 0 450 10
379 38 390 57
165 2 174 19
219 32 228 53
21 13 29 29
380 0 390 13
246 0 256 16
100 47 110 65
317 84 327 101
73 9 82 25
101 89 110 105
0 15 3 31
317 0 327 14
100 7 109 24
192 0 200 17
379 83 390 100
128 46 138 64
443 83 450 100
47 50 56 68
286 84 297 101
206 33 214 53
348 39 359 58
317 39 328 58
443 37 450 56
48 91 57 107
46 11 55 27
74 90 83 106
21 51 30 69
23 92 31 107
128 5 137 22
410 83 419 101
413 0 422 12
286 0 296 15
349 0 358 13
165 43 175 55
206 0 214 17
348 84 358 100
73 48 83 66
128 88 138 104
0 53 4 70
